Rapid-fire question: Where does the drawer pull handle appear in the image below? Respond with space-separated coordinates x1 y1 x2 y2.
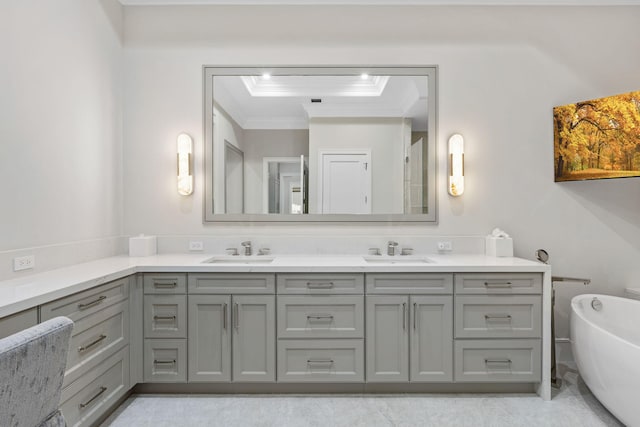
77 295 106 310
413 302 417 330
307 314 334 321
154 281 178 288
307 358 334 365
79 386 107 409
306 282 334 289
485 358 512 367
153 315 177 321
78 334 107 353
484 281 513 289
154 359 176 365
484 314 512 320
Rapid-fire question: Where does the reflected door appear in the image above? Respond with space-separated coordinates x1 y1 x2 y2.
320 152 371 214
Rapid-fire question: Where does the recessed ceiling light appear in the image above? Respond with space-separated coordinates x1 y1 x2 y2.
261 73 271 80
360 73 369 80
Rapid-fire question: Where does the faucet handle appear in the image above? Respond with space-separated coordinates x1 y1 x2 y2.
226 247 239 256
400 247 414 256
258 247 271 256
368 247 381 256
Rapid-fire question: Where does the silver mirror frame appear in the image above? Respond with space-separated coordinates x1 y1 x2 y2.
203 66 438 223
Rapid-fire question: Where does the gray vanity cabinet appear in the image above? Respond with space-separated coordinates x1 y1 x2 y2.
41 276 133 427
410 295 453 382
186 273 276 383
365 274 454 382
365 295 409 381
188 295 276 382
142 273 188 383
275 273 365 382
188 295 231 382
231 295 276 382
0 308 38 339
453 273 543 383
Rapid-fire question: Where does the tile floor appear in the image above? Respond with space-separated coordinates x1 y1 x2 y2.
100 363 622 427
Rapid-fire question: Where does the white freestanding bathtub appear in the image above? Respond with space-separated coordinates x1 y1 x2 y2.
570 294 640 427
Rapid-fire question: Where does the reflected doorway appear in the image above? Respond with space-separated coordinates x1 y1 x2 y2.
225 142 244 214
263 156 308 214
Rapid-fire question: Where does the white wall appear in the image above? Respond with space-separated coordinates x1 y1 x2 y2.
0 0 124 279
308 117 405 214
122 5 640 345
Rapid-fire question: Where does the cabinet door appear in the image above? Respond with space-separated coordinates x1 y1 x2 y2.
410 296 453 382
365 295 409 382
188 295 231 382
232 295 276 382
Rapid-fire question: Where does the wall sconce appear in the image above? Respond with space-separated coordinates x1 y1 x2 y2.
448 133 464 196
177 133 193 196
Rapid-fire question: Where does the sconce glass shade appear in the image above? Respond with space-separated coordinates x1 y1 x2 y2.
177 133 193 196
448 134 464 196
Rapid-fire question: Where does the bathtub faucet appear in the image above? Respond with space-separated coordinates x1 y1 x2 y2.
552 276 591 285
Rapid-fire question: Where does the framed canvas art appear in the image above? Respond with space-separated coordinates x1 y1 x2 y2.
554 91 640 182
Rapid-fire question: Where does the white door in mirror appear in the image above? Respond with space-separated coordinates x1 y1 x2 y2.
320 153 371 214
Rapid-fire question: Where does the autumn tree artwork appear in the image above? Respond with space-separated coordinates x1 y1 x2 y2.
553 91 640 182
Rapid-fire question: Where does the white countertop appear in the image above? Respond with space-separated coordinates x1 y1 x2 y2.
0 254 549 318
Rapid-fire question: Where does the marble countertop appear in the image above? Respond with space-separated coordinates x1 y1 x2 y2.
0 254 550 318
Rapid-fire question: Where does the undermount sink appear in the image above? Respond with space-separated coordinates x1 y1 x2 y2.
203 256 275 264
362 255 434 264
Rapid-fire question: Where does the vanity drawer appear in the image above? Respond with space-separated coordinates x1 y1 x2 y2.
144 273 187 294
144 339 187 382
454 273 542 295
454 339 541 382
0 308 37 339
366 273 453 294
277 339 364 382
277 296 364 339
65 301 129 385
188 273 275 294
144 295 187 338
41 278 129 322
277 274 364 295
60 346 130 427
455 296 541 339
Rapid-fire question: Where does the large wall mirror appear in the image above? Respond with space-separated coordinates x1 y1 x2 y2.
203 66 437 222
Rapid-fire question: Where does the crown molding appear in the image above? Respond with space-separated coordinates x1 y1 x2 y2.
119 0 640 5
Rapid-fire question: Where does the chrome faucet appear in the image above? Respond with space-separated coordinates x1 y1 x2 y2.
387 241 398 256
241 241 252 256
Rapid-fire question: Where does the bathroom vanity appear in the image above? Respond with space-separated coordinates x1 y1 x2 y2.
0 254 551 427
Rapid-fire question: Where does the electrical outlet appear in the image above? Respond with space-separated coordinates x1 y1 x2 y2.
189 241 204 251
13 255 35 271
437 241 453 251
